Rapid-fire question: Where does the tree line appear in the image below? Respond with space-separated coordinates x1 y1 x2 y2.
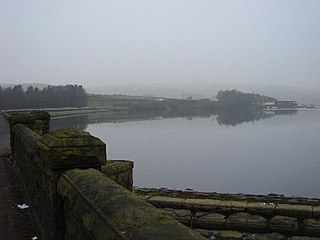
215 89 277 109
0 84 88 110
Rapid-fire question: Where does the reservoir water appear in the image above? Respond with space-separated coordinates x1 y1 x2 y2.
51 110 320 198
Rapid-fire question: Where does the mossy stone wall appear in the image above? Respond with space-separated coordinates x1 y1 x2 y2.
12 124 106 240
58 168 206 240
9 111 50 134
10 111 205 240
102 160 134 190
9 111 50 154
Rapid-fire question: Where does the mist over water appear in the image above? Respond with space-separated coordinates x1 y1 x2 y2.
75 110 320 198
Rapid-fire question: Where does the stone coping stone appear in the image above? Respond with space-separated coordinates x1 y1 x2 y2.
13 124 41 143
40 128 99 147
12 124 41 157
247 202 276 216
37 128 106 168
9 111 50 126
58 168 206 240
220 201 248 212
103 160 134 175
268 215 299 234
276 204 313 218
148 196 186 208
185 198 222 209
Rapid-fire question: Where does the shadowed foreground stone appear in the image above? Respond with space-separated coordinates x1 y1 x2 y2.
226 212 267 232
58 168 206 240
194 212 226 229
268 215 299 234
218 230 243 239
12 125 107 239
302 219 320 236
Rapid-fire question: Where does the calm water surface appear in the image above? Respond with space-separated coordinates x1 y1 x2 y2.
66 110 320 197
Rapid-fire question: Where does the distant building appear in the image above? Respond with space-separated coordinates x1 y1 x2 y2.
263 101 298 109
275 101 298 108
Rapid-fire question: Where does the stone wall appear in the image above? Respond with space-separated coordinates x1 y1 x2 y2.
10 111 205 240
8 111 50 135
58 168 205 240
102 160 134 190
135 188 320 239
12 124 106 239
8 111 50 155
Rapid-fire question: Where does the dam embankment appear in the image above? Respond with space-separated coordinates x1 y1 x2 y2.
134 188 320 239
1 110 320 239
4 111 205 240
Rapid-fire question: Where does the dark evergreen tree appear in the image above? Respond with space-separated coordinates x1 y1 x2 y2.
0 84 88 110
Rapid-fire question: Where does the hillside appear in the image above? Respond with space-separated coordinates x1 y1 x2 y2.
87 82 320 105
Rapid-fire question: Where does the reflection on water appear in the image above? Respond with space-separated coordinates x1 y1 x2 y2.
51 109 320 198
51 115 89 130
51 109 298 129
85 110 320 198
216 109 297 126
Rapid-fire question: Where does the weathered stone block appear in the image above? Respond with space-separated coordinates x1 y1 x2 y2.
37 128 106 169
148 196 186 208
289 236 320 240
220 201 248 212
301 219 320 236
225 212 267 232
9 111 50 133
194 212 226 229
184 198 221 211
247 202 276 216
58 168 206 240
313 206 320 218
276 204 313 218
193 229 213 238
268 215 299 234
162 208 192 226
217 230 243 239
245 232 285 240
102 160 133 190
12 124 108 240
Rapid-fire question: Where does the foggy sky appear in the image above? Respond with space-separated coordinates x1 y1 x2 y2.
1 0 320 88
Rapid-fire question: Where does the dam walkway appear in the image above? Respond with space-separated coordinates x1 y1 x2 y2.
0 148 38 240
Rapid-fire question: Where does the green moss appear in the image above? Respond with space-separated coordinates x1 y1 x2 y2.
83 212 95 231
58 168 206 240
49 128 91 138
218 230 243 239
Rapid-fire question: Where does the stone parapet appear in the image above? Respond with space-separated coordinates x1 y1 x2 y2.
12 124 107 240
37 127 106 170
58 168 205 240
8 111 50 134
